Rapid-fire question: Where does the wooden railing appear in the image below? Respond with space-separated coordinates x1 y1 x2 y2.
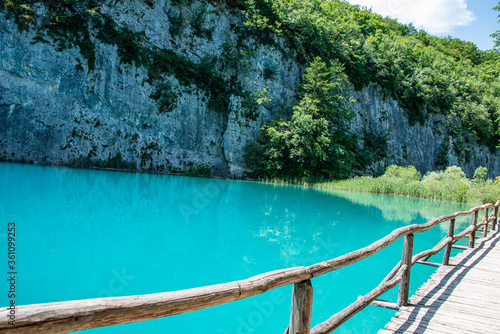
1 201 499 334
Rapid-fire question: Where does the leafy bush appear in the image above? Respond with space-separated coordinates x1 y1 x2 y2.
324 165 500 204
182 164 212 176
469 180 500 204
246 57 357 179
473 166 488 182
383 165 421 181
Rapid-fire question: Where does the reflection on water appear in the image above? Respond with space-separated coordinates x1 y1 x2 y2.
0 163 475 334
318 188 473 232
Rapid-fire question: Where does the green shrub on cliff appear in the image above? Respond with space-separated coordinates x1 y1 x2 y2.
246 57 362 179
237 0 500 149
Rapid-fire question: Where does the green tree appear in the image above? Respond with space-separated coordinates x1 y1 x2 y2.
301 57 352 126
473 166 488 182
422 166 468 202
383 165 421 181
259 97 332 177
492 2 500 48
246 57 355 179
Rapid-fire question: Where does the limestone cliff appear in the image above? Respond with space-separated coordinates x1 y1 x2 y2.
351 84 500 177
0 0 498 177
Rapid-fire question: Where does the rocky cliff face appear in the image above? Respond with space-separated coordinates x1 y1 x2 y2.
0 0 498 177
351 84 500 177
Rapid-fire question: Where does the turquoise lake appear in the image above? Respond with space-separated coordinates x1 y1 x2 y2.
0 162 473 333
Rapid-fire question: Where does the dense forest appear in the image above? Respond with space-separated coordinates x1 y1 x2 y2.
239 0 500 179
2 0 500 179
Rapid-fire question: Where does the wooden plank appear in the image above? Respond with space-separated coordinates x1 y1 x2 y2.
416 260 441 267
395 308 500 326
483 208 489 238
0 267 311 333
391 310 500 331
493 206 498 230
289 280 313 334
412 286 500 303
386 316 497 334
371 300 399 310
310 266 407 334
382 224 500 334
442 219 455 265
398 234 414 307
451 245 468 250
469 211 478 248
384 318 476 334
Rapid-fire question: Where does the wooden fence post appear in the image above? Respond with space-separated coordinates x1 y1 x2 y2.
289 280 313 334
443 219 455 266
493 206 498 231
397 234 414 307
469 211 478 248
483 208 490 238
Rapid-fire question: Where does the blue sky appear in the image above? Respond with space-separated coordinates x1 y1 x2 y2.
346 0 499 50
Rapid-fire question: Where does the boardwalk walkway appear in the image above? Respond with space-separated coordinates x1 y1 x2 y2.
380 228 500 334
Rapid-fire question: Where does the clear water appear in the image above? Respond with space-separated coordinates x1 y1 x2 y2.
0 163 472 333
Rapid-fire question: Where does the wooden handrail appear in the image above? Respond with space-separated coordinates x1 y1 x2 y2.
1 200 499 334
311 201 500 333
310 265 408 334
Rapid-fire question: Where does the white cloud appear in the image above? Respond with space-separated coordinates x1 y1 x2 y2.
347 0 476 34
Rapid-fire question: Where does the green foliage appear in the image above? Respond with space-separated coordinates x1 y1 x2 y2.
96 16 147 66
71 152 136 170
258 97 332 178
324 164 500 204
241 86 273 120
239 0 282 47
323 176 427 198
237 0 500 147
492 2 500 49
182 164 212 177
246 57 357 179
473 166 488 182
422 166 469 202
383 165 421 181
302 57 352 125
150 82 178 114
168 13 185 37
263 61 276 80
355 130 388 170
2 0 35 30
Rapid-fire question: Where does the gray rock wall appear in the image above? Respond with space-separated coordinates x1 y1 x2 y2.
351 84 500 177
0 1 498 177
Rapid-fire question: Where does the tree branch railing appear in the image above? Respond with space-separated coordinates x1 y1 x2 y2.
1 201 499 334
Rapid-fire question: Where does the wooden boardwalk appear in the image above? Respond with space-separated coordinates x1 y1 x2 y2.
380 228 500 334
